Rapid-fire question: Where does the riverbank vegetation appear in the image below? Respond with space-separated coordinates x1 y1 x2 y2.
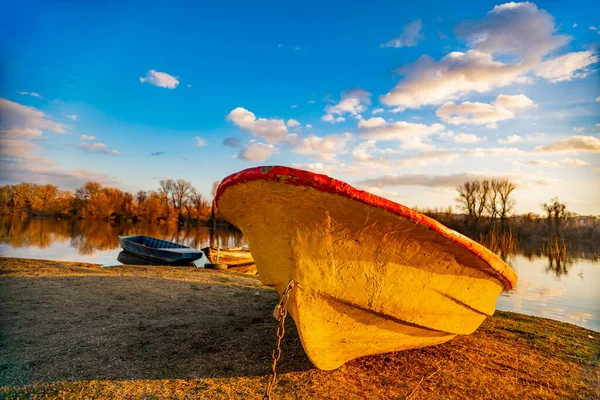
1 258 598 399
0 180 218 224
413 179 599 260
1 178 598 259
0 216 244 255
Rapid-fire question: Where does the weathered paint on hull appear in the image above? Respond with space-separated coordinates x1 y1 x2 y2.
216 166 517 370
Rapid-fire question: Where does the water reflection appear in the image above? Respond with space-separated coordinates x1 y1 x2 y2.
0 216 245 257
1 216 598 331
544 252 573 277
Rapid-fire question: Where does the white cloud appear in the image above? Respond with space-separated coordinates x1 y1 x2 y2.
398 150 460 167
453 133 483 143
372 108 384 115
227 107 289 143
1 128 43 137
291 162 338 175
238 141 277 161
351 140 378 162
380 3 597 109
560 158 588 166
325 88 372 117
77 142 121 155
357 170 552 190
464 147 527 157
0 138 42 160
17 91 42 98
0 144 118 188
498 135 523 144
80 134 96 141
357 117 386 129
0 98 66 134
305 124 313 129
535 51 598 82
187 84 192 88
381 51 525 109
494 94 537 109
66 114 78 120
535 136 600 153
436 94 536 127
381 19 424 48
0 100 118 188
596 97 600 102
590 26 598 31
307 100 316 104
456 3 569 62
291 105 298 108
437 100 513 128
572 127 585 133
287 119 300 128
573 23 578 28
357 172 516 189
360 120 444 149
527 158 589 167
527 159 557 166
139 70 179 89
321 114 346 123
195 136 207 147
289 133 352 162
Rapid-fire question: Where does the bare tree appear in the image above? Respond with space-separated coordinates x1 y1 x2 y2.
497 179 516 225
456 181 479 227
475 179 490 221
542 197 569 233
189 188 208 221
486 180 501 223
37 184 58 213
136 190 148 205
159 179 174 219
171 179 192 222
15 183 37 214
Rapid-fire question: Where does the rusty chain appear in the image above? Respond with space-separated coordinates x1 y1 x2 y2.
263 279 297 400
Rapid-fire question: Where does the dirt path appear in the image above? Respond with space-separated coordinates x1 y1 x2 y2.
1 257 598 399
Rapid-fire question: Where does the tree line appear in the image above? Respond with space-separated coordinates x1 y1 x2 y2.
455 179 516 228
0 179 216 224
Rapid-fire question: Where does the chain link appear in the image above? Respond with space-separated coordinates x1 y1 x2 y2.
263 279 297 400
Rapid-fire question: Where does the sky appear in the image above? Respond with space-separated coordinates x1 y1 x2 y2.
1 0 599 214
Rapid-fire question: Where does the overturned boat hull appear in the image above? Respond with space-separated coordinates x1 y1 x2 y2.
216 166 517 370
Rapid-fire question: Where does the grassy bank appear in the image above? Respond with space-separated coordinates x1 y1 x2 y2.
1 258 598 399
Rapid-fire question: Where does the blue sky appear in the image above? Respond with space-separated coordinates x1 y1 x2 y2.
1 0 599 214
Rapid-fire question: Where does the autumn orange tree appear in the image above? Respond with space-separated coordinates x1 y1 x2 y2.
0 179 211 223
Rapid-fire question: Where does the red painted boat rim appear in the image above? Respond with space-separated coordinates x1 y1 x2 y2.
216 165 518 290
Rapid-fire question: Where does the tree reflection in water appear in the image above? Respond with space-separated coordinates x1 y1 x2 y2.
544 250 573 277
0 216 245 255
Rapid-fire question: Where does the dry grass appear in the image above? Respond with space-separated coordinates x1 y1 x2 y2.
542 235 571 260
1 257 598 399
479 228 520 260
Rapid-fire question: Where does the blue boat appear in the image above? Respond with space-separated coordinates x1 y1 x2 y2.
119 235 203 265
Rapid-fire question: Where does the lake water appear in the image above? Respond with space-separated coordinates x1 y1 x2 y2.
1 216 598 332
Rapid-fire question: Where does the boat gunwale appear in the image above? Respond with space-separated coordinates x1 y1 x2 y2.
215 165 517 290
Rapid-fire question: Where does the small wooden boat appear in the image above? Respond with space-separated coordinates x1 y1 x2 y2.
215 166 518 370
119 235 202 265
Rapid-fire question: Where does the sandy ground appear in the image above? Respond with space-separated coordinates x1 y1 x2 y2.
0 257 598 399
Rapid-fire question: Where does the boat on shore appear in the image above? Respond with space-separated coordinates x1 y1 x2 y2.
119 235 203 266
215 166 518 370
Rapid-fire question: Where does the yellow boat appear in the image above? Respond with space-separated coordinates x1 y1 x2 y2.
215 166 518 370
